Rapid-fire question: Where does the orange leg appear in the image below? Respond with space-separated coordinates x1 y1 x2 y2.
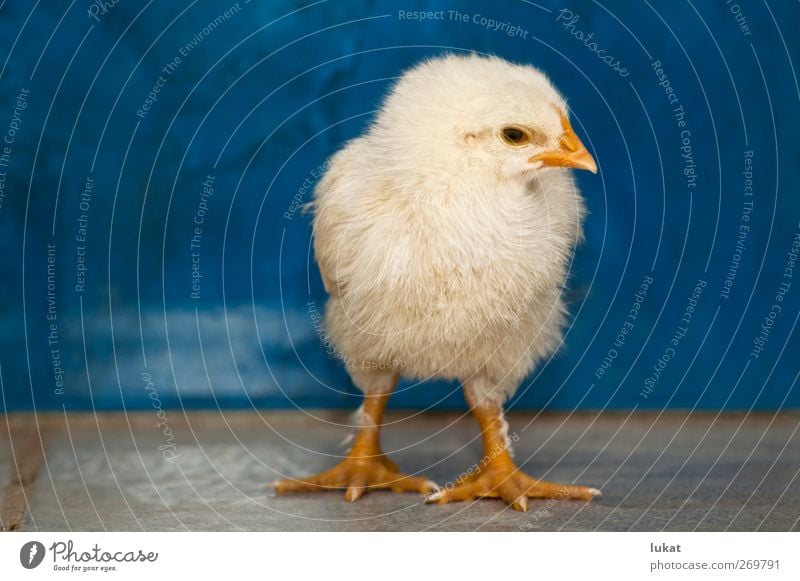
272 378 438 502
429 387 601 511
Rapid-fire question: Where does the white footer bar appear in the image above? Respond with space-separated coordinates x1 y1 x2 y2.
1 532 797 580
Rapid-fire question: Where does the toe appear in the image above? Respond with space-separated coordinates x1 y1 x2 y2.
428 483 478 504
272 475 324 494
389 475 439 494
525 479 601 500
318 465 351 488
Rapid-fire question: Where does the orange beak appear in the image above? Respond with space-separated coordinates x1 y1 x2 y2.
529 113 597 174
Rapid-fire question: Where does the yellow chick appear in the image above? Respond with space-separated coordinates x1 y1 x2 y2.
274 54 601 512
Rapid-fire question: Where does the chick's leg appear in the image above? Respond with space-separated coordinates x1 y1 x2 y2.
429 380 601 512
273 369 438 502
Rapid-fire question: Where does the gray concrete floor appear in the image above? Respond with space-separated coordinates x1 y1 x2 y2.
1 411 798 531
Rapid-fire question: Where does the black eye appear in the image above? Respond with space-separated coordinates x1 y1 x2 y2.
500 126 531 146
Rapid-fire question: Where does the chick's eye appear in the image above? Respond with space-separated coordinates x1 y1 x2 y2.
500 126 531 146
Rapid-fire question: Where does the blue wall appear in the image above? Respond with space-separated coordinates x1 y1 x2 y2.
0 0 798 412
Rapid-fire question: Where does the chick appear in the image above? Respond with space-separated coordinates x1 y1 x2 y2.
274 54 601 511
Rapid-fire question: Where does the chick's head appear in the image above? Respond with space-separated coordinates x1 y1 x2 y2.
372 54 597 186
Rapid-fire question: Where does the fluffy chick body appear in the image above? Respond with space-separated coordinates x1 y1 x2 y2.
313 55 586 402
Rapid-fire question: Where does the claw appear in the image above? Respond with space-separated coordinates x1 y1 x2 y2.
423 480 441 493
425 489 445 503
345 483 366 502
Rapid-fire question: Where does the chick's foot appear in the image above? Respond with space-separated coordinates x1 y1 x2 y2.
272 453 438 502
427 459 601 512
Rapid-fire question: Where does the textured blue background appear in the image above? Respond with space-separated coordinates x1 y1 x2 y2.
0 0 798 411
